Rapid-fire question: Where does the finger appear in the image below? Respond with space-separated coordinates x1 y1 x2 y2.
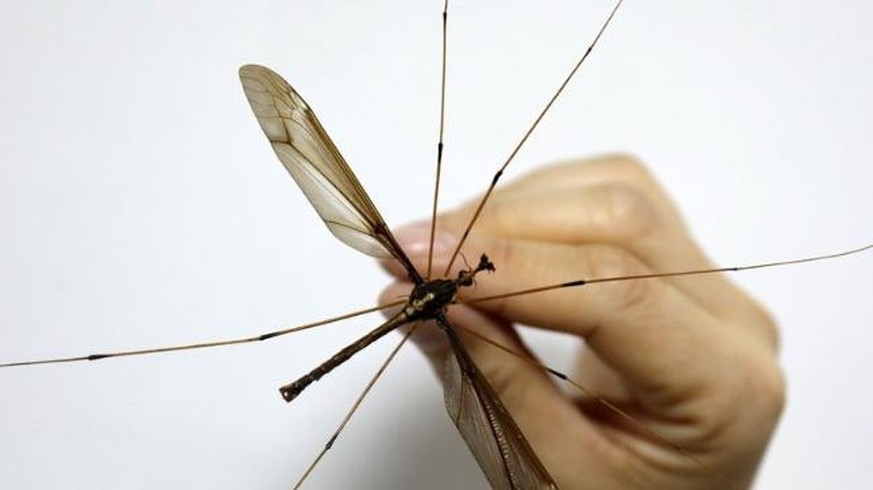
445 156 776 345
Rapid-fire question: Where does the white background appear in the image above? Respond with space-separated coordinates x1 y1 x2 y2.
1 1 871 488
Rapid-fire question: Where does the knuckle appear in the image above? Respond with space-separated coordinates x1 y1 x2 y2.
584 182 660 241
471 192 527 237
726 358 786 449
700 346 786 449
480 358 520 401
472 350 533 414
582 246 654 312
750 302 781 349
482 194 515 231
756 360 787 420
604 153 653 182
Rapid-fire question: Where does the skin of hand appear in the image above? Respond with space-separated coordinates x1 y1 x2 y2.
379 155 784 489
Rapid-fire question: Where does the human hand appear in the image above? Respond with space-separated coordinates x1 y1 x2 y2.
380 155 783 489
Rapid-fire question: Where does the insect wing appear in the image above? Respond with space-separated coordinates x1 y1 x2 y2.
442 324 557 490
239 64 403 260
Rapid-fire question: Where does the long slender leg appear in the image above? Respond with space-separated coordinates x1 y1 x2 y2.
0 300 404 368
444 0 625 274
427 0 450 280
293 325 418 489
457 244 872 305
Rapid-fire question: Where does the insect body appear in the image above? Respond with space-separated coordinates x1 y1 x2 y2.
277 253 494 404
240 62 556 488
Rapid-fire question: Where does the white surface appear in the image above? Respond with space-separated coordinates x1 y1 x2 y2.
1 1 871 489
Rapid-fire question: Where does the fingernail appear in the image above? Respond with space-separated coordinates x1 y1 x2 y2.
393 221 456 258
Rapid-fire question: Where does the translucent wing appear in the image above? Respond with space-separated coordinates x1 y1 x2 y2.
239 64 410 263
440 319 557 490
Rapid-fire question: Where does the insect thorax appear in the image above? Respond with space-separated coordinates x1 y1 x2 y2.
403 253 496 322
405 279 459 321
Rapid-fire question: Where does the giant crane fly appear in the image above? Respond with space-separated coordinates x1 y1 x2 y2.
239 61 556 488
2 1 871 488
